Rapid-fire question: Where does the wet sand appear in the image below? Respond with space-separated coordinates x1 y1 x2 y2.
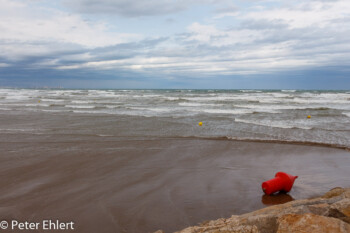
1 134 350 233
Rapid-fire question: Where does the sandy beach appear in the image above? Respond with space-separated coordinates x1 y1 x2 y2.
1 132 350 233
0 89 350 232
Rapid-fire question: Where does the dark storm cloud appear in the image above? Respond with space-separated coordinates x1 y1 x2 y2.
63 0 224 17
65 0 185 17
64 0 193 17
0 37 169 72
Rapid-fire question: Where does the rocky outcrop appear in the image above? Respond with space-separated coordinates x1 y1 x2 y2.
277 213 350 233
158 187 350 233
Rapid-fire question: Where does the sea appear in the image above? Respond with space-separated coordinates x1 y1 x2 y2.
1 88 350 232
1 88 349 149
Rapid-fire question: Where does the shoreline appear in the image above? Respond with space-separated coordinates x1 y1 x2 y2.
176 136 350 151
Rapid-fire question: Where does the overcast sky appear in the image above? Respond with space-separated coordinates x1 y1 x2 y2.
0 0 350 89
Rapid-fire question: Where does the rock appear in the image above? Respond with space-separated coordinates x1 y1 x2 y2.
165 187 350 233
276 213 350 233
307 203 330 216
322 187 346 198
344 189 350 199
329 198 350 224
241 214 277 233
174 224 259 233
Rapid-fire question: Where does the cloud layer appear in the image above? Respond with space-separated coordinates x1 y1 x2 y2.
1 0 350 88
63 0 224 17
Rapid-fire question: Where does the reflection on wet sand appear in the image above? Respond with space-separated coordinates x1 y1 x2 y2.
261 192 294 205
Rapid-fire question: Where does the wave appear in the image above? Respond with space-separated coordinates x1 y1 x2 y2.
72 110 105 114
187 107 280 114
240 90 262 93
281 90 296 92
343 112 350 118
164 97 182 101
196 109 254 115
65 105 95 109
270 93 293 98
41 109 71 113
129 95 162 99
234 104 333 111
235 104 292 110
49 104 65 107
178 102 221 107
128 107 169 112
4 96 30 100
41 99 65 102
70 100 90 104
25 103 50 107
234 118 313 130
292 96 350 104
97 134 114 137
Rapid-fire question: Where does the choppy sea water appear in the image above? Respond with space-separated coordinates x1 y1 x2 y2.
0 88 350 149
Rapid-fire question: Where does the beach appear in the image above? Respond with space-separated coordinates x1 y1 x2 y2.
3 0 350 231
0 89 350 232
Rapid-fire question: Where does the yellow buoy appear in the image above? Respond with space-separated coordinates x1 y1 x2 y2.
307 115 311 119
198 122 203 126
38 100 41 103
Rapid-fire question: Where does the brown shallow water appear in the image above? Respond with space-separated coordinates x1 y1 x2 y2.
1 132 350 233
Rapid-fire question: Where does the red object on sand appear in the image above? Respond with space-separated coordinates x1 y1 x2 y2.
262 172 298 195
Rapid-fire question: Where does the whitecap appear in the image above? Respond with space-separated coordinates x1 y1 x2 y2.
234 104 329 110
41 109 71 113
178 102 220 107
240 90 261 93
70 100 90 104
342 112 350 118
196 109 254 114
164 97 181 101
25 103 50 107
130 107 173 113
65 105 95 109
41 99 65 102
281 90 296 92
234 118 313 130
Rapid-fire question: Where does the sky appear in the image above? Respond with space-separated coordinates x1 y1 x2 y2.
0 0 350 89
